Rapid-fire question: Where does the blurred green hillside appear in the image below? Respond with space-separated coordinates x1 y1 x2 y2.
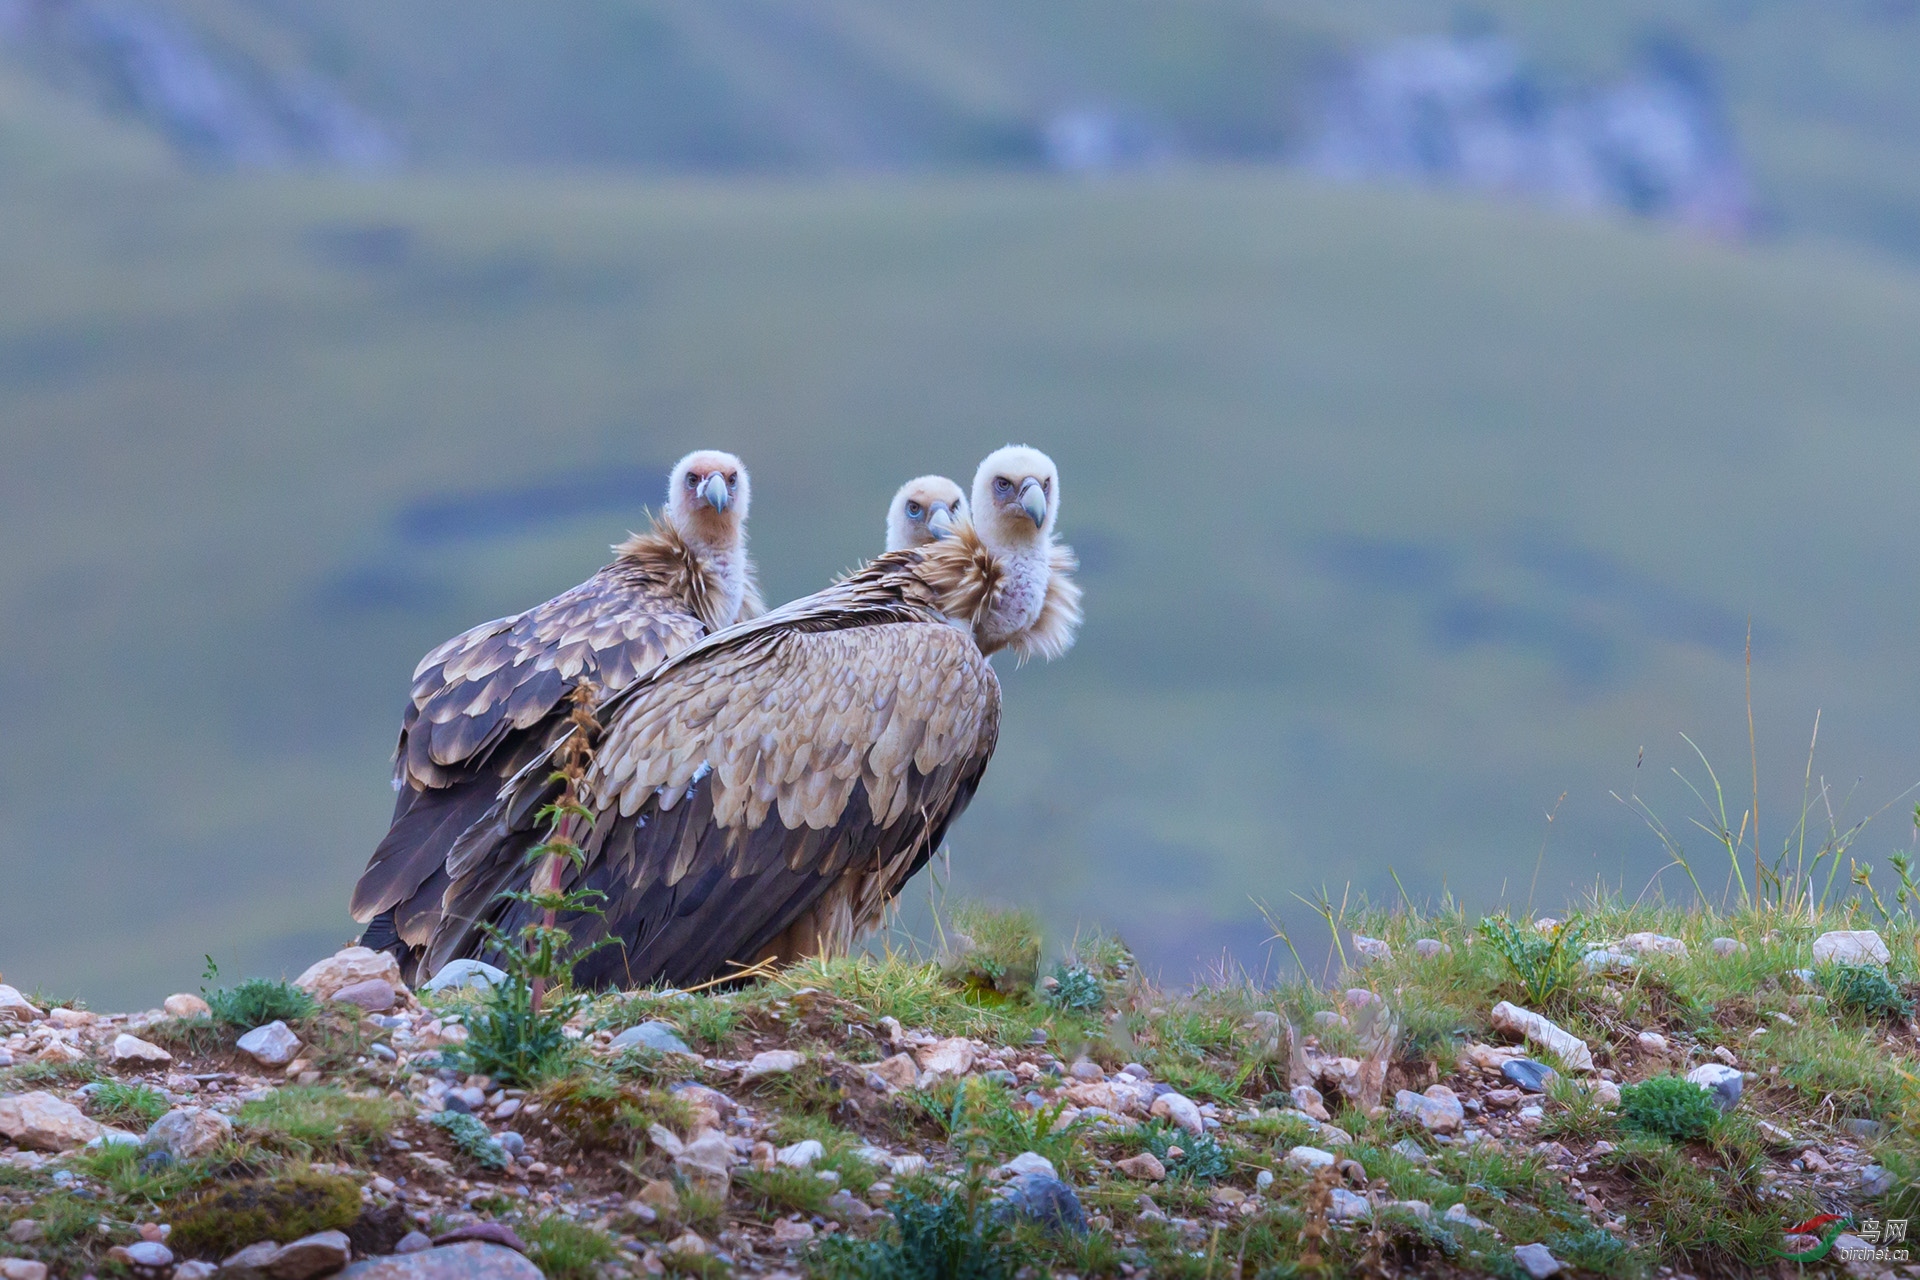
5 160 1920 1005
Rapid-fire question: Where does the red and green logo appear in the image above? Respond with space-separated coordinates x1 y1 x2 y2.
1774 1215 1852 1262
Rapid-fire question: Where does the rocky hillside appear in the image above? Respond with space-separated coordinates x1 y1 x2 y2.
3 902 1918 1279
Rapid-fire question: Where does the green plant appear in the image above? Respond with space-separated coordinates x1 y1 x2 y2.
429 1110 508 1170
459 686 615 1086
1476 914 1594 1009
812 1187 1025 1280
168 1172 362 1259
1042 963 1104 1012
1820 963 1913 1021
522 1216 623 1280
87 1081 170 1127
1618 1076 1721 1142
203 971 317 1030
238 1086 396 1158
941 904 1041 1001
1134 1119 1230 1183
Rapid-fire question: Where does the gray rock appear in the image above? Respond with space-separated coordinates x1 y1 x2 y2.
219 1240 282 1279
496 1131 525 1158
609 1022 691 1055
331 980 397 1013
1412 938 1451 959
996 1172 1087 1236
1390 1139 1431 1165
1812 930 1890 967
1444 1202 1493 1232
177 1264 217 1280
334 1243 542 1280
997 1151 1056 1180
1501 1059 1556 1094
1512 1242 1562 1277
1327 1188 1370 1221
1685 1063 1742 1112
122 1241 175 1270
1618 932 1689 959
1710 937 1745 957
392 1234 432 1255
430 1225 525 1253
369 1044 396 1062
147 1107 234 1159
1581 947 1636 974
1393 1086 1464 1134
1842 1118 1888 1141
1861 1164 1895 1196
235 1021 301 1067
1286 1145 1336 1170
422 961 508 993
1120 1062 1150 1080
776 1139 824 1169
1349 935 1393 965
264 1230 352 1280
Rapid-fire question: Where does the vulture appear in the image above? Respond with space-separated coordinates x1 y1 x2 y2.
351 450 762 977
885 475 968 550
419 445 1082 989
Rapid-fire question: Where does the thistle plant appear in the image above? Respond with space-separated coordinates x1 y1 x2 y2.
461 684 618 1085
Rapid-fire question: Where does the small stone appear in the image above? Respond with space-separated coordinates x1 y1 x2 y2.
122 1240 175 1271
1069 1059 1104 1081
1581 948 1636 974
888 1154 927 1177
647 1124 684 1157
1592 1080 1621 1107
421 960 507 993
1711 1045 1737 1066
1756 1120 1792 1144
875 1016 904 1048
1394 1086 1464 1134
109 1033 174 1065
177 1265 216 1280
663 1232 706 1257
740 1049 805 1083
1149 1091 1204 1136
776 1140 824 1169
1512 1241 1563 1278
869 1052 918 1091
1812 930 1890 966
165 993 213 1019
1290 1085 1330 1122
1324 1188 1368 1221
265 1229 353 1280
8 1220 44 1244
638 1180 680 1217
1444 1202 1493 1232
1286 1145 1336 1170
496 1131 524 1157
147 1107 234 1159
1501 1059 1556 1094
1686 1063 1743 1111
1349 935 1393 965
0 1262 49 1280
997 1151 1055 1180
330 980 398 1014
1390 1139 1431 1164
1489 1002 1593 1072
393 1233 433 1255
770 1217 815 1246
1861 1164 1895 1196
1711 937 1745 957
294 947 405 1001
673 1129 734 1198
1635 1031 1670 1056
0 1090 103 1150
236 1021 302 1067
1518 1105 1544 1126
1120 1062 1150 1080
1412 938 1451 959
608 1022 691 1055
333 1242 542 1280
1841 1118 1888 1141
1311 1010 1349 1030
431 1224 526 1253
997 1172 1087 1236
915 1038 975 1077
0 984 44 1023
1618 932 1689 959
1116 1152 1166 1181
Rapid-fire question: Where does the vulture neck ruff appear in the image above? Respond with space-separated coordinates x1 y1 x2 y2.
915 524 1079 660
613 519 757 633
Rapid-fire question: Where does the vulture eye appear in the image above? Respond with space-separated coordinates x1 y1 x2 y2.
686 473 700 488
993 477 1014 497
905 501 924 518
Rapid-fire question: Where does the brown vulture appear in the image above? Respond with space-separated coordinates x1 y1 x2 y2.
351 450 762 977
885 475 968 551
418 445 1082 988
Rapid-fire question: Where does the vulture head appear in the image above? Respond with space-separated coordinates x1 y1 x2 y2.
885 475 968 551
971 445 1059 552
666 450 750 551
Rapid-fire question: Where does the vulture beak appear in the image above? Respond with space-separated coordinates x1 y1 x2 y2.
926 504 956 539
1018 478 1047 527
699 473 730 512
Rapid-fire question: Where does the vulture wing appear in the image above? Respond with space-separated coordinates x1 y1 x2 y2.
350 562 707 937
424 599 1000 989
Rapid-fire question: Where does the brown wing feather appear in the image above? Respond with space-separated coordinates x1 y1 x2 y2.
424 620 999 987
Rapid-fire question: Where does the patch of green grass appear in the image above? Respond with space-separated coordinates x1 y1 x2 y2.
941 904 1042 1003
73 1141 218 1203
169 1171 362 1260
206 978 317 1029
521 1215 623 1280
85 1080 170 1127
732 1165 835 1220
237 1085 396 1159
1538 1076 1617 1143
1601 1136 1806 1272
537 1074 694 1156
455 978 577 1087
811 1187 1026 1280
1618 1076 1720 1142
774 956 1038 1046
0 1060 102 1089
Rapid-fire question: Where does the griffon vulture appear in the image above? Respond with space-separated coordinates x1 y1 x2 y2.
351 450 761 973
885 475 968 551
419 445 1081 989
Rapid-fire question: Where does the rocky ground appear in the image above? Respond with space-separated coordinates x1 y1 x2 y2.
3 905 1919 1279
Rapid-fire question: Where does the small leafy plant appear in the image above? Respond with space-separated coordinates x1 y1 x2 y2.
1042 963 1105 1012
1618 1075 1721 1142
201 959 316 1029
1820 963 1913 1022
429 1109 508 1170
812 1187 1025 1280
1134 1118 1230 1182
88 1081 170 1127
1476 914 1594 1009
